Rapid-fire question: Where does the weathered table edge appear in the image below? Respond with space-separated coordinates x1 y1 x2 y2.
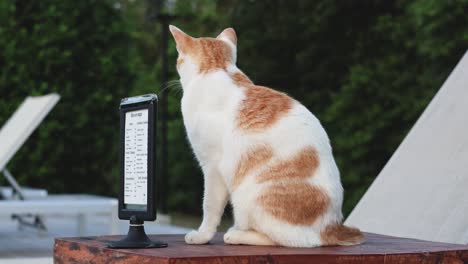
53 233 468 264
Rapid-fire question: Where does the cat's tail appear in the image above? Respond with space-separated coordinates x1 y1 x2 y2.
321 223 364 246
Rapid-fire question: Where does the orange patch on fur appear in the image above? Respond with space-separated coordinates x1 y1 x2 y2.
197 38 232 73
236 83 293 131
321 224 364 246
231 72 253 87
258 182 330 225
230 71 293 131
257 147 319 183
232 145 273 190
175 35 232 74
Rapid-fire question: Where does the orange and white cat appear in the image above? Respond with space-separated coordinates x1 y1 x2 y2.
169 25 363 247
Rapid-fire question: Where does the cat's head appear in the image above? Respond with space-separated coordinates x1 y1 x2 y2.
169 25 237 79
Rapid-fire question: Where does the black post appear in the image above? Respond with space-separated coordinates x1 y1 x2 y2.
145 0 175 215
158 14 174 214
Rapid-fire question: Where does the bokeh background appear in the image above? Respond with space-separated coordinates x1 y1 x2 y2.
1 0 467 220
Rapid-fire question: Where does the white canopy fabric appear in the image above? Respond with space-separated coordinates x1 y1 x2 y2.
346 51 468 244
0 94 60 171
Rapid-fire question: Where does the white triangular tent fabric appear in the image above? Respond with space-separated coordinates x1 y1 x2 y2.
0 94 60 171
346 51 468 244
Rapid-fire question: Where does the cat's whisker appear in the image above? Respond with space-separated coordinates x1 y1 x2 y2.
158 80 182 94
160 79 180 86
169 86 183 97
159 83 179 91
175 87 184 98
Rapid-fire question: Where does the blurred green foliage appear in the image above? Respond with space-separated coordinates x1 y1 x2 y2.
1 0 467 216
0 0 133 195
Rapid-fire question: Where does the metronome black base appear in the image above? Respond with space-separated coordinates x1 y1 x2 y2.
107 222 168 249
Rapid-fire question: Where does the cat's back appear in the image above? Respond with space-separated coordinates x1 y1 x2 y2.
232 77 331 152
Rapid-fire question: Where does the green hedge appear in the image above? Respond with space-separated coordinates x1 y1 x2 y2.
0 0 133 195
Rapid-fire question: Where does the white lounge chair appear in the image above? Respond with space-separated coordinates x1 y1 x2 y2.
346 51 468 245
0 94 118 235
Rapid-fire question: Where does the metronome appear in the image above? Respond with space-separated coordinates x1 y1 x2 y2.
107 94 167 249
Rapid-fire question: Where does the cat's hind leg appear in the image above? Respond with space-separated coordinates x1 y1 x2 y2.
223 230 276 246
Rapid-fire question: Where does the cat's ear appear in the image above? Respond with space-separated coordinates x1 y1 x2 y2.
216 28 237 46
169 25 192 52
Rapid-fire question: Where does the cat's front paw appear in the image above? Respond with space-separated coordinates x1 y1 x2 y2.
185 230 214 244
223 230 238 244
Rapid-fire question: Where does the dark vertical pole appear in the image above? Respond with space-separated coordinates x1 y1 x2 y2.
159 16 169 214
